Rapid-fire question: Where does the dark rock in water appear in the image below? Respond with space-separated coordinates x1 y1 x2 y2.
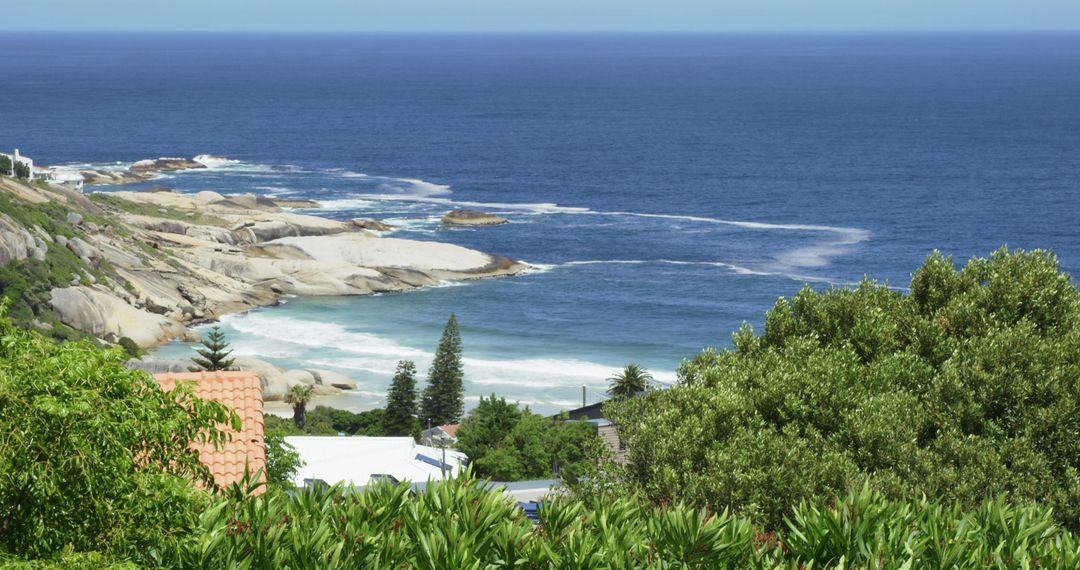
130 157 207 173
351 218 396 232
441 209 509 226
80 170 151 185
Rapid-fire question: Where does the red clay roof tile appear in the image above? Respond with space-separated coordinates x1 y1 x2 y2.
154 371 266 494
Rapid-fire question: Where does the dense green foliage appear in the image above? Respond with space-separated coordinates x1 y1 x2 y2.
0 156 11 176
171 478 1079 568
189 326 235 371
421 314 465 427
384 359 420 436
607 363 654 398
606 248 1080 530
263 431 303 489
0 307 236 565
456 395 598 481
264 405 388 436
13 161 29 180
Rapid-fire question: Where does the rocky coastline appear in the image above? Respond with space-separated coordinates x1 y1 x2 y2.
0 160 528 400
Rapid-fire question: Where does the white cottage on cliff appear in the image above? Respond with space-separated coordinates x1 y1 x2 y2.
0 148 33 176
0 149 83 191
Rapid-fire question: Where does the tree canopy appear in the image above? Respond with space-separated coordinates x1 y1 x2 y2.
456 395 597 481
0 303 236 563
190 326 235 371
384 360 419 437
420 314 465 427
605 248 1080 530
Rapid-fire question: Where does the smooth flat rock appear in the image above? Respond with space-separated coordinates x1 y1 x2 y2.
442 209 509 226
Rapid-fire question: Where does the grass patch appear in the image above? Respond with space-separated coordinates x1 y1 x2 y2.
89 193 229 227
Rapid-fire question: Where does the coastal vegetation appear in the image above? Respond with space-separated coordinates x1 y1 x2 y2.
264 405 388 437
420 314 466 427
88 192 229 227
0 190 114 342
1 247 1079 567
189 326 235 371
0 303 236 564
383 359 421 437
456 395 597 481
598 248 1080 531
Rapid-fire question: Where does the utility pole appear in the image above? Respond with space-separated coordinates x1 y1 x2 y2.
582 385 586 408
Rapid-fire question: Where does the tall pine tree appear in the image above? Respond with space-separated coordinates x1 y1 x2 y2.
420 314 464 427
383 360 419 436
190 327 235 371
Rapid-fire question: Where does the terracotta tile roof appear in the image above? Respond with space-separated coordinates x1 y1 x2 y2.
439 423 460 437
154 371 266 494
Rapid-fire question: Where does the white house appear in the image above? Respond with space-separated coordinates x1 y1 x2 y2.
285 436 468 489
0 148 33 176
50 169 85 192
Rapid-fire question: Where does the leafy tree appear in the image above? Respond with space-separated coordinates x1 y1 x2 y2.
0 302 237 563
456 395 521 463
264 431 303 489
190 326 235 371
384 360 419 436
0 155 11 176
13 160 30 180
420 314 465 427
287 384 313 430
607 363 653 398
457 395 596 481
264 406 387 436
605 248 1080 530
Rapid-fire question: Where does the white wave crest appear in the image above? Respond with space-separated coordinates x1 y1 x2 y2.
193 154 240 168
220 312 430 359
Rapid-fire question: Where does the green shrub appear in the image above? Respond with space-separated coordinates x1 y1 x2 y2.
178 475 1078 568
116 336 142 358
605 248 1080 531
264 405 388 436
0 304 237 564
457 395 598 481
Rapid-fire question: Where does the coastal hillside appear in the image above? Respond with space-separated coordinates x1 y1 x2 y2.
0 174 524 351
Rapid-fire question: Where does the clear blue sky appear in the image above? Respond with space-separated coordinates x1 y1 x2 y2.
3 0 1079 32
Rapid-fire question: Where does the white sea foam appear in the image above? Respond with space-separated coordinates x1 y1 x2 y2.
345 189 868 273
221 313 430 359
316 198 380 211
187 155 277 173
193 154 240 168
217 312 678 393
517 261 558 275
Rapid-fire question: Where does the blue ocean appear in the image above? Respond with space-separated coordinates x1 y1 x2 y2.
2 32 1078 413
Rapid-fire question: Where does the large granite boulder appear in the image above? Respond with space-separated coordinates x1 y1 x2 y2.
124 356 196 373
306 368 358 390
80 170 150 185
350 219 396 232
50 286 190 346
0 214 48 265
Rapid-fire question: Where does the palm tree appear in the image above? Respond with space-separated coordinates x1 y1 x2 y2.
607 364 653 398
287 384 313 430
